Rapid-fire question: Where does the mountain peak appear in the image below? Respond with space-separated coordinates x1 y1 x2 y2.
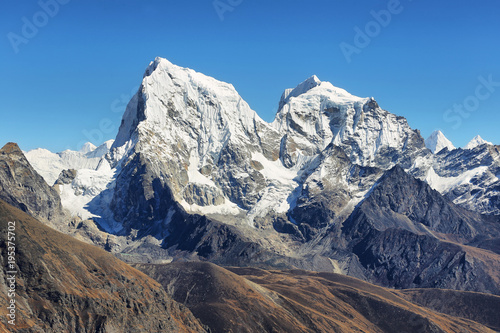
278 75 323 110
114 56 257 150
0 142 23 155
79 142 97 154
425 130 455 153
145 56 173 76
464 135 492 150
304 74 321 85
0 142 65 223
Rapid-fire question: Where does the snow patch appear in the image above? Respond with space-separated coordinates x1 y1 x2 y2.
58 163 115 220
425 166 490 193
187 152 216 186
179 199 242 216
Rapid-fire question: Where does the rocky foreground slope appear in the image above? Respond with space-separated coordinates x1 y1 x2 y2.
0 200 207 332
1 195 497 332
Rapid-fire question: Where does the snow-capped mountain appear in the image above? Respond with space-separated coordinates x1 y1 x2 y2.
26 57 499 227
103 58 429 235
464 135 492 150
25 140 115 219
79 142 97 154
272 75 425 168
425 130 455 153
25 140 114 185
21 57 500 293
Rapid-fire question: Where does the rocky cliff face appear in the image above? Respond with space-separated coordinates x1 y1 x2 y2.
339 166 500 294
0 200 207 332
425 144 500 215
0 143 66 225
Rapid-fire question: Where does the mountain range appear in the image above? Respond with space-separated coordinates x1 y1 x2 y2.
1 57 500 331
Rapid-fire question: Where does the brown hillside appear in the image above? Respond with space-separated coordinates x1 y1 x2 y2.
0 199 206 332
135 262 496 333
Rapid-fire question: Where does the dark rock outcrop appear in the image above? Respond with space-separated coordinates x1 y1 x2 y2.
0 143 65 224
339 166 500 294
54 169 77 185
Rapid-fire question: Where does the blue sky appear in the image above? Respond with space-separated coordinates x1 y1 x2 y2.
1 0 499 152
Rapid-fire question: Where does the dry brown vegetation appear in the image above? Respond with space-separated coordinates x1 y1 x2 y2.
135 262 499 333
0 200 206 332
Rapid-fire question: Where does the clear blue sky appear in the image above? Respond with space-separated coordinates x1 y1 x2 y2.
1 0 499 152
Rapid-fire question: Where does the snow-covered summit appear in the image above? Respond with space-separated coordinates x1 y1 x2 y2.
464 135 492 150
113 56 266 157
425 130 455 153
272 75 421 167
278 75 321 110
25 140 114 185
277 75 361 113
79 142 97 154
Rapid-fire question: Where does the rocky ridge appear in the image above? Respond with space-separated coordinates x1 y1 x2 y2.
0 143 66 226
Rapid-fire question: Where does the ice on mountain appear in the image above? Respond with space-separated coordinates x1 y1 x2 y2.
425 130 455 153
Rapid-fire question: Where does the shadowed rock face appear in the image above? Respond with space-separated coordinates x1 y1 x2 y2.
134 261 496 333
0 143 66 224
339 166 500 294
0 200 207 332
109 151 178 233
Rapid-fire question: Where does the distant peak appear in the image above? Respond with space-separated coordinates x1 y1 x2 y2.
425 130 455 154
464 135 492 150
432 130 443 136
79 142 97 154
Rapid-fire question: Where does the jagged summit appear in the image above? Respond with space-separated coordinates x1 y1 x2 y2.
464 135 492 150
113 56 264 153
278 75 322 109
425 130 455 153
277 75 360 112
